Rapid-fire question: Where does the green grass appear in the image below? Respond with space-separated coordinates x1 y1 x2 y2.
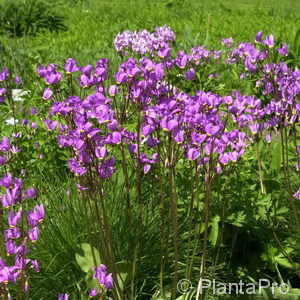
1 0 300 84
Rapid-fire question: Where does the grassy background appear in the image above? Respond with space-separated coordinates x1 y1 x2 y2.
1 0 300 83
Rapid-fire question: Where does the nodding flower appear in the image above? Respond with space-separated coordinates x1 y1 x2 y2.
294 188 300 200
93 264 114 291
65 58 79 74
27 204 45 227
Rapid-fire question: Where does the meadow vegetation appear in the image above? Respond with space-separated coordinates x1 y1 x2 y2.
0 0 300 299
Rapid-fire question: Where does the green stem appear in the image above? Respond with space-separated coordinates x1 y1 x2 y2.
82 194 98 268
291 125 300 179
168 135 179 300
120 140 132 229
256 139 266 195
185 162 198 281
196 153 212 300
280 125 300 233
158 137 167 293
98 181 123 300
131 106 143 300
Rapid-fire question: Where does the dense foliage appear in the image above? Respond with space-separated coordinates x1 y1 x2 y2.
0 0 67 37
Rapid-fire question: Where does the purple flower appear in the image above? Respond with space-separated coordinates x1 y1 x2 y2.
294 188 300 200
263 34 274 48
76 184 89 192
221 37 234 46
0 266 20 284
0 173 13 188
0 136 11 152
6 240 20 255
185 68 195 80
105 273 114 290
11 146 20 154
4 227 21 240
158 47 171 59
45 72 62 85
109 85 118 97
0 68 9 82
115 72 127 85
28 227 40 242
21 119 29 126
27 204 45 227
78 74 91 88
68 159 87 176
58 294 69 300
161 118 178 132
2 185 22 208
1 193 13 208
73 139 85 151
109 132 122 144
14 76 22 84
8 211 22 228
0 88 6 96
187 148 200 160
43 88 53 100
65 58 79 74
97 157 116 179
89 288 98 297
174 130 184 144
265 133 272 143
175 51 188 68
277 43 288 56
87 129 101 139
155 25 176 42
205 124 220 136
249 124 260 135
255 31 263 43
30 260 40 272
95 146 107 160
31 107 38 115
144 164 151 174
93 264 114 290
80 64 93 75
23 187 37 199
0 156 8 165
44 119 58 131
0 88 6 103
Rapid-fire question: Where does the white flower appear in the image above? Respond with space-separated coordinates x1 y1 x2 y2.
12 89 30 102
6 118 19 126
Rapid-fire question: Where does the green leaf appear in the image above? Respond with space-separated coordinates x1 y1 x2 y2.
151 284 172 299
209 215 220 247
270 142 282 174
227 211 246 227
115 260 133 291
274 254 293 269
75 243 101 273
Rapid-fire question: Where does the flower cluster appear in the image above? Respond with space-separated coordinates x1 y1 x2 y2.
114 25 175 55
7 26 297 298
89 264 113 298
37 27 300 182
0 173 44 296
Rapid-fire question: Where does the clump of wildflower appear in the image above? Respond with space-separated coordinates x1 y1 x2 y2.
114 25 175 55
88 264 114 298
0 173 44 296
